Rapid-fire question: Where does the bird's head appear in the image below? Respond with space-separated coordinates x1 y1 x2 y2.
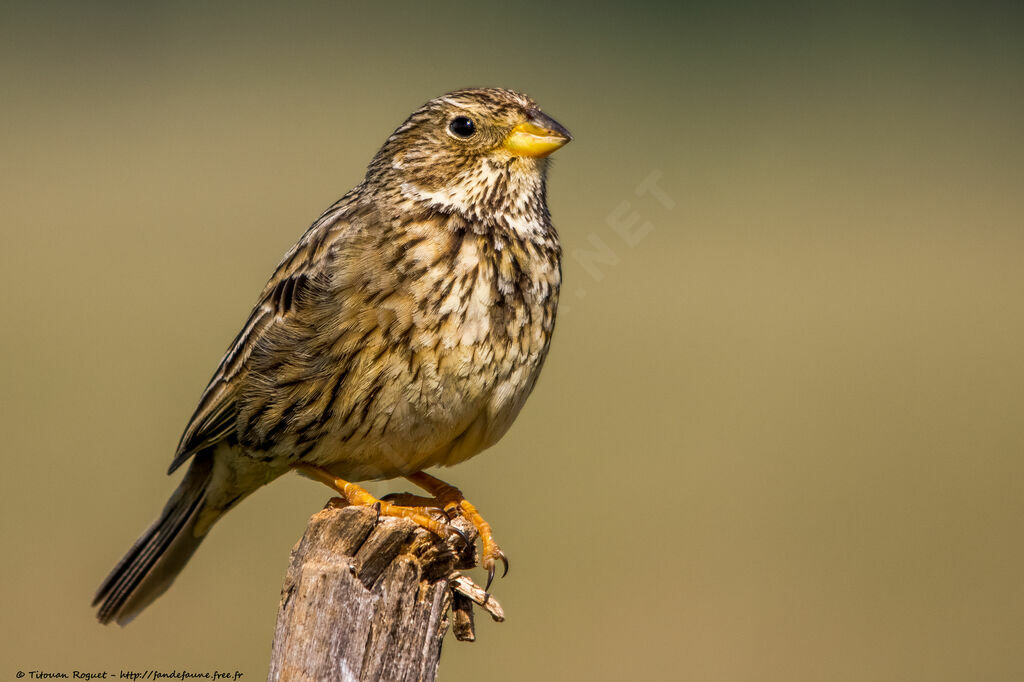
365 88 572 228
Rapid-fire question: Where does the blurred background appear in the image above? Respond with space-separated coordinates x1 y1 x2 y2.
2 1 1023 680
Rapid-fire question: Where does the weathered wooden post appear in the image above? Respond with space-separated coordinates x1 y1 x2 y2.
268 500 504 681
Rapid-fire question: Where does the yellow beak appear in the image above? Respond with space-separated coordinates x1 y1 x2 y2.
503 112 573 158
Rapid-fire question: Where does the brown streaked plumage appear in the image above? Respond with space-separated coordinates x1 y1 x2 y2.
94 88 571 625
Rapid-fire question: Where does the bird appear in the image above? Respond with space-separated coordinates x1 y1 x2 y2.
93 87 572 625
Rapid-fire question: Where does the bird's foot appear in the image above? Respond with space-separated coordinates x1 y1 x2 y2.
405 471 509 590
294 464 467 545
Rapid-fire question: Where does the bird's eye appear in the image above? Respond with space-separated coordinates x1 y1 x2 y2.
448 116 476 138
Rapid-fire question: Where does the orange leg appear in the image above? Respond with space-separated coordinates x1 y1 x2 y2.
294 464 465 543
379 492 446 509
405 471 508 590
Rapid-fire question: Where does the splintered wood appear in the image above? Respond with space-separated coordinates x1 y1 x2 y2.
267 499 504 682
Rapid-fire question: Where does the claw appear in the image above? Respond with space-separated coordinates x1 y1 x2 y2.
485 564 496 592
484 551 508 591
448 524 471 548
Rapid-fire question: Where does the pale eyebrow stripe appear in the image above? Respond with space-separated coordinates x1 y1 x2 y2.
437 97 473 110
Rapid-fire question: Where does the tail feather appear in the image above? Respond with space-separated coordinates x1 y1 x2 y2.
93 453 213 625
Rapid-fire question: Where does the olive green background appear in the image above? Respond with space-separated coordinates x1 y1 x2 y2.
2 2 1023 680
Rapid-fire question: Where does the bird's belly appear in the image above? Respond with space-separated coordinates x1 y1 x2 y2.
301 337 544 482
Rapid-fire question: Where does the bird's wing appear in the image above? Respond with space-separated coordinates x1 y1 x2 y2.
168 195 360 474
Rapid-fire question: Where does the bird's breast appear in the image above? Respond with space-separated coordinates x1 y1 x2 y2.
406 224 559 407
301 218 560 480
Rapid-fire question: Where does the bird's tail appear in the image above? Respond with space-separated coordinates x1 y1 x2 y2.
93 452 214 625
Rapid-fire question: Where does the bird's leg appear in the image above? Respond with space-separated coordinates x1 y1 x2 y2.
405 471 508 590
294 464 465 543
378 492 453 522
379 492 445 509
